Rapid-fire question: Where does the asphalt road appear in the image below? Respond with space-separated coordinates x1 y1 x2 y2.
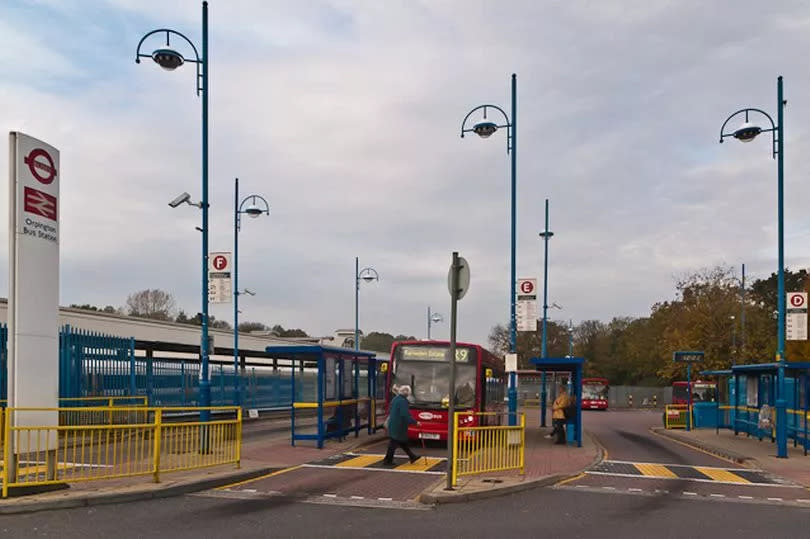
4 409 810 538
2 481 807 539
561 410 810 505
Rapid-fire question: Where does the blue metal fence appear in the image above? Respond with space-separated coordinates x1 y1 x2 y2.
0 323 316 409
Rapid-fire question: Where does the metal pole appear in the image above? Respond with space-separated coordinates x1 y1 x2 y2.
199 0 211 420
741 263 746 358
568 319 573 357
446 252 460 490
776 75 787 458
233 177 240 406
731 319 737 367
540 198 551 427
776 76 785 361
686 363 692 432
505 74 519 429
427 306 431 340
354 256 359 351
509 73 517 354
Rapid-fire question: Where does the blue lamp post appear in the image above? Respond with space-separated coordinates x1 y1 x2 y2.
233 177 270 406
567 320 574 357
461 74 518 424
427 307 443 340
719 75 787 458
538 198 554 427
136 1 211 418
355 258 379 351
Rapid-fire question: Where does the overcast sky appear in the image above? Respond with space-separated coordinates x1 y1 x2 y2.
3 0 810 347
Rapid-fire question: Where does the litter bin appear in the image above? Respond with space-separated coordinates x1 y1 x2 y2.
693 402 718 428
566 419 576 444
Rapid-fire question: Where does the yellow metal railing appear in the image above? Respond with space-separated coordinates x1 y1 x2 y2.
664 404 690 429
451 412 525 487
1 406 241 497
1 397 150 447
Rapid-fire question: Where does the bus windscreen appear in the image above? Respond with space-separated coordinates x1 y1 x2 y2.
393 345 477 408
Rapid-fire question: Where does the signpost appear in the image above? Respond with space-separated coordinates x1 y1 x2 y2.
786 292 807 341
516 278 538 332
8 132 61 481
208 252 232 304
446 252 469 491
673 350 704 431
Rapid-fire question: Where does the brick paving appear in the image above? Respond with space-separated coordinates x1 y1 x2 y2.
2 408 601 508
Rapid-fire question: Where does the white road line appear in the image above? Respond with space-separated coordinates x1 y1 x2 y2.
654 489 670 494
378 497 393 501
350 496 365 500
575 485 588 488
683 492 698 496
628 488 643 492
797 499 810 503
767 497 783 502
602 486 616 490
241 489 257 494
709 494 725 498
738 496 754 500
322 494 337 498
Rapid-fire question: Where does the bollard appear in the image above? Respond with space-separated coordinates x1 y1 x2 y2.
628 394 633 408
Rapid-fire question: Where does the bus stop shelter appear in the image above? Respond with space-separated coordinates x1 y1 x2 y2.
701 362 810 457
264 345 379 449
530 356 584 447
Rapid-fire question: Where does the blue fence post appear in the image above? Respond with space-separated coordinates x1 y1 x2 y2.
1 323 7 401
146 349 154 405
129 338 136 398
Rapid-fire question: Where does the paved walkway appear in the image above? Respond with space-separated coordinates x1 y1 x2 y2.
655 427 810 488
0 409 602 512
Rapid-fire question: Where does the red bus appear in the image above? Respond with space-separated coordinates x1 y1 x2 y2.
672 380 716 405
581 378 609 410
385 340 505 442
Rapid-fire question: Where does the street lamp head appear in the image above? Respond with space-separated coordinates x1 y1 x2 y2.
472 121 498 138
431 313 444 324
244 204 263 218
243 288 256 296
539 230 554 239
359 267 379 283
151 48 185 70
733 122 762 143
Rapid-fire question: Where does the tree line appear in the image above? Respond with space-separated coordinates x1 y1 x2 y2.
488 265 810 386
69 289 308 336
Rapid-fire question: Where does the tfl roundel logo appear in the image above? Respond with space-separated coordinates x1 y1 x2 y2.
23 148 57 185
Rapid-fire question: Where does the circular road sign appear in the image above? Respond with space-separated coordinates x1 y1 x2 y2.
790 293 806 308
212 255 229 271
23 148 57 185
447 256 471 300
520 280 535 294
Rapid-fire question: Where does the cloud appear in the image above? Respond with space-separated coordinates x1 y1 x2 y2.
2 0 810 350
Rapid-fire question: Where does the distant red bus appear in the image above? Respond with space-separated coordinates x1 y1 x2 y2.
582 378 609 410
672 380 716 405
385 340 505 442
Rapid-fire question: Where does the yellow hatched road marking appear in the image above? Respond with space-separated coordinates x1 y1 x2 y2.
335 455 385 468
395 457 442 471
694 466 750 484
633 463 677 478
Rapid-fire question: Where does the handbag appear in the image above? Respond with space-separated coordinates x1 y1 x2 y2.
563 402 577 420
